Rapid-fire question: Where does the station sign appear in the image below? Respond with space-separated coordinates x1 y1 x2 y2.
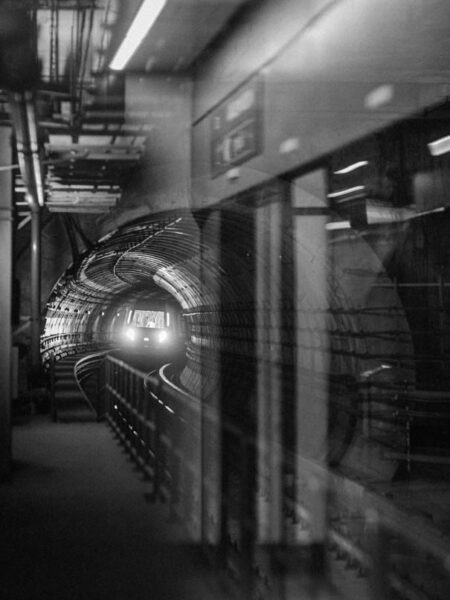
210 76 263 178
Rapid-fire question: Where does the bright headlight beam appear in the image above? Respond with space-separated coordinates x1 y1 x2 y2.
110 0 167 71
124 327 136 341
158 330 168 343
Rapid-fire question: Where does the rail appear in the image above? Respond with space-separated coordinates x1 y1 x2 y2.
74 351 111 418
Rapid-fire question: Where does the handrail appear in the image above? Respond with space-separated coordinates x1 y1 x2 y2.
74 349 119 418
106 354 149 379
102 357 450 598
74 350 111 417
75 350 110 379
158 363 199 404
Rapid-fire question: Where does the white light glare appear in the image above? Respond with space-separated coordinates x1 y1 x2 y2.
110 0 167 70
428 135 450 157
158 330 168 343
124 327 136 342
334 160 369 175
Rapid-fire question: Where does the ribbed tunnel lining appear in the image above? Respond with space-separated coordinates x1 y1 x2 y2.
41 208 257 399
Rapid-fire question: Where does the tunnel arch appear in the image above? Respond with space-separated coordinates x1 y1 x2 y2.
41 207 258 398
41 182 414 476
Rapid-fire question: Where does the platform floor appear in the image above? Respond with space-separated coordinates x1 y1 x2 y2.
0 417 230 600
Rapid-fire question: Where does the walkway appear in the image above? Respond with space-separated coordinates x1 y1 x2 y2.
53 356 97 422
0 417 230 600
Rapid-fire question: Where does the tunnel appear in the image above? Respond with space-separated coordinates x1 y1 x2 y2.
2 1 450 599
40 189 416 476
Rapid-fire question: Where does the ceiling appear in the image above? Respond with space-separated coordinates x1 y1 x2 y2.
112 0 247 73
7 0 249 228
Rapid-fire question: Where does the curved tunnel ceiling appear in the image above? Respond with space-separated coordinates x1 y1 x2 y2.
43 201 414 397
45 207 255 319
42 197 415 467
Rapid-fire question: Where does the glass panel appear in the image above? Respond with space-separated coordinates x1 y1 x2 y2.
131 309 165 328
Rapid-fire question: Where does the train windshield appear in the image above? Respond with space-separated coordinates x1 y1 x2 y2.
130 309 167 328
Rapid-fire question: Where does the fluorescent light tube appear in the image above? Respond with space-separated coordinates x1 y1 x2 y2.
327 185 365 199
428 135 450 157
110 0 167 71
334 160 368 175
325 221 351 231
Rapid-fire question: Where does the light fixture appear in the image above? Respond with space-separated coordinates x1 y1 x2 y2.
325 220 351 231
428 135 450 157
327 185 365 199
109 0 167 71
334 160 369 175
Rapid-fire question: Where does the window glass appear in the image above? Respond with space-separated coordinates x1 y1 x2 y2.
131 309 165 328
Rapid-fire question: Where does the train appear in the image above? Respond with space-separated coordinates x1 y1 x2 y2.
119 301 186 360
92 299 186 376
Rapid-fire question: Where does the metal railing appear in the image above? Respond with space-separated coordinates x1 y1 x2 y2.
103 356 205 539
99 355 450 600
74 351 111 418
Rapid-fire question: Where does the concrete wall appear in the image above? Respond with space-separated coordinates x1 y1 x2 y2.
191 0 450 208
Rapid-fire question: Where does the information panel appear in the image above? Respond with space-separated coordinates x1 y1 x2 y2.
210 76 263 178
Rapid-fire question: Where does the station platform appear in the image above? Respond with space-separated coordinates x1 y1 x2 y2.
0 417 231 600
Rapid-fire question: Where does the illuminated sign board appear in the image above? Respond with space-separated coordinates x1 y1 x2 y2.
210 77 263 178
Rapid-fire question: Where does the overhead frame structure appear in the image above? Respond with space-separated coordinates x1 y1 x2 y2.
2 0 251 377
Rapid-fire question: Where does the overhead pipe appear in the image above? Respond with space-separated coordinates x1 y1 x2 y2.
30 202 42 375
8 91 44 211
0 6 43 475
25 95 45 208
0 126 13 480
3 6 42 213
8 91 45 375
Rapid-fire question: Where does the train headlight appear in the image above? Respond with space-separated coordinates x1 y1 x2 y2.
124 327 136 342
157 330 168 343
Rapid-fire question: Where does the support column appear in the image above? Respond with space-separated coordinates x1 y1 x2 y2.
30 204 41 377
292 169 330 577
0 126 13 479
199 212 222 547
256 200 283 544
